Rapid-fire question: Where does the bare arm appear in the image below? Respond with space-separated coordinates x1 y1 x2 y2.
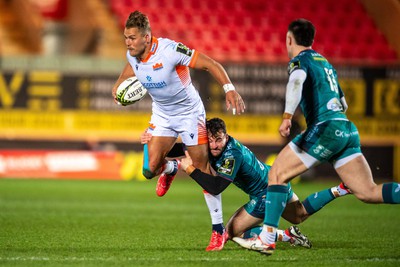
193 53 246 115
181 151 231 195
112 63 135 102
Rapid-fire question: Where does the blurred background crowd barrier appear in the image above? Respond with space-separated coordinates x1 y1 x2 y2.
0 0 399 181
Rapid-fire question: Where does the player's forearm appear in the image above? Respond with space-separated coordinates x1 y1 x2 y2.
194 53 234 94
185 166 231 195
215 64 232 86
113 63 135 97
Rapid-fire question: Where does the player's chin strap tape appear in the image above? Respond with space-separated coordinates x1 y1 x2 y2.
189 169 231 195
223 83 235 93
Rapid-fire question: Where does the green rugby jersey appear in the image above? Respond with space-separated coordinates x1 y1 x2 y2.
209 136 270 196
288 49 347 126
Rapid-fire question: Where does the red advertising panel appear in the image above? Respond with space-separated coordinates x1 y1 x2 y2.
0 150 122 180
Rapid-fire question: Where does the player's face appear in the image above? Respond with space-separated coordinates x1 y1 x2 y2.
124 27 150 59
208 130 228 157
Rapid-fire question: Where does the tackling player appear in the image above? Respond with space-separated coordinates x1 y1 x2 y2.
179 118 351 249
142 118 352 250
111 10 245 251
239 18 400 255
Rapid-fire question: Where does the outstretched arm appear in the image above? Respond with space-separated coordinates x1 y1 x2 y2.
193 53 245 115
181 151 231 195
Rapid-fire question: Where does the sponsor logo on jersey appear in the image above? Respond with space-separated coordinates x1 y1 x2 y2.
327 98 343 111
143 75 167 88
217 158 234 175
176 43 193 56
334 130 359 138
142 81 167 89
152 62 163 70
312 144 332 159
148 123 156 130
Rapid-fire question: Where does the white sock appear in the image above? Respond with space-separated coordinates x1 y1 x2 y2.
331 184 350 197
259 225 277 245
276 229 291 242
163 160 175 174
203 191 223 224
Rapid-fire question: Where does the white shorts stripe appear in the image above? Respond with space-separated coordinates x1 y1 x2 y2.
288 142 320 169
333 153 362 169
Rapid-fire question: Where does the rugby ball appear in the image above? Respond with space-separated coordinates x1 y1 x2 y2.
116 77 147 106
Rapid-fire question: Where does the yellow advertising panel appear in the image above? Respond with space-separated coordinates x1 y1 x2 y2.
0 111 283 143
339 79 366 116
0 110 399 145
374 79 400 116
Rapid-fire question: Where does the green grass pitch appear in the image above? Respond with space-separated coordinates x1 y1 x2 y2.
0 178 399 267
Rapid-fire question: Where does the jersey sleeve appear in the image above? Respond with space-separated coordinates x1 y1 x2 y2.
167 41 198 67
287 54 309 76
288 58 301 75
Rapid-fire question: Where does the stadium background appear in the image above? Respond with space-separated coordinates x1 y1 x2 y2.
0 0 399 181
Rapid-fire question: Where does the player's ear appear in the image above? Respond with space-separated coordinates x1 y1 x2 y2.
287 33 292 45
145 33 150 44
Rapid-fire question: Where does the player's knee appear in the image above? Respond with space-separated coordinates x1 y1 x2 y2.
225 225 234 240
225 219 240 240
285 214 308 224
142 167 155 179
268 170 279 184
268 169 286 185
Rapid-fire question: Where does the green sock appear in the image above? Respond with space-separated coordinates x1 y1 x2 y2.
302 188 336 215
243 226 262 239
382 183 400 204
264 185 289 227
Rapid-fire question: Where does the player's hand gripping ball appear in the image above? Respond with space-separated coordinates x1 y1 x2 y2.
116 77 147 106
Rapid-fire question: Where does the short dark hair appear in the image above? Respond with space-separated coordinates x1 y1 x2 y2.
125 10 151 35
288 19 315 47
206 118 226 137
